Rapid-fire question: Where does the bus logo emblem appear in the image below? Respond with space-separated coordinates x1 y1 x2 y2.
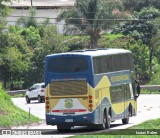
64 99 73 109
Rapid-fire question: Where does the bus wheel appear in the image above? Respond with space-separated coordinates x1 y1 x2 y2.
26 96 30 104
57 125 71 133
122 112 130 124
106 112 111 129
99 111 107 130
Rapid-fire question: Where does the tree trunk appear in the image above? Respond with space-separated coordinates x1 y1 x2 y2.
89 33 99 49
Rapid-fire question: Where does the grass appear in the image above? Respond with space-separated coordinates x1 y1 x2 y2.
130 118 160 129
0 87 40 128
71 118 160 138
10 93 25 98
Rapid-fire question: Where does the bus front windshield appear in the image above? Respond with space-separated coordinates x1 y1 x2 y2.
48 56 88 73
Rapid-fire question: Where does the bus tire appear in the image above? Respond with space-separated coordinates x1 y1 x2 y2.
26 96 30 104
99 112 106 130
99 109 111 130
106 110 111 129
129 104 132 117
122 112 130 124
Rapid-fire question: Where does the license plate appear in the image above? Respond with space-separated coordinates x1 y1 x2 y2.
65 119 73 122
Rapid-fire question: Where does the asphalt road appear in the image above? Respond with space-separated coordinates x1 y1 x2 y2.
11 94 160 135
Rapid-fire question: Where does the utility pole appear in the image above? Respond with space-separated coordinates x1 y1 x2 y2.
31 0 33 6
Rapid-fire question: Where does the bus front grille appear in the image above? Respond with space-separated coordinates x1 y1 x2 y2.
50 80 87 96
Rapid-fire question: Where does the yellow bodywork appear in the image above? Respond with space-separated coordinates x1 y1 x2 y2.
45 75 137 115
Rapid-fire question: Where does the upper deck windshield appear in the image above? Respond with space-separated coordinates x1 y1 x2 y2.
47 56 89 73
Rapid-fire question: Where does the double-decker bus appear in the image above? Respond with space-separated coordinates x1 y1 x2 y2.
44 49 140 132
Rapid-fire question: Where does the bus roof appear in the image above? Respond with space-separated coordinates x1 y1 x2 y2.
46 49 132 58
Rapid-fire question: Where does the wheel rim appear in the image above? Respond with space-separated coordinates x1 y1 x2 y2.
103 114 106 128
107 115 111 127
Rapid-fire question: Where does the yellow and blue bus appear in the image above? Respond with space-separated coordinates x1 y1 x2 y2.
45 49 140 132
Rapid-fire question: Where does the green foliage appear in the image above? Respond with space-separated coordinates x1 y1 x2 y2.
57 0 125 48
22 23 69 88
71 118 160 137
0 85 39 127
149 65 160 85
123 0 160 12
20 26 41 48
113 3 160 76
98 34 124 48
0 0 11 16
0 46 29 89
113 7 160 45
131 118 160 129
152 32 160 61
0 0 159 88
0 24 32 89
135 7 160 19
127 41 150 79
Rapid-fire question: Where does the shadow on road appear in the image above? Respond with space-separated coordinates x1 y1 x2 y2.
42 123 124 135
25 101 45 105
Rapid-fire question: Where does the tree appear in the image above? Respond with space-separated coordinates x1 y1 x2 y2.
151 32 160 65
123 0 160 12
0 0 11 46
0 26 31 89
0 46 29 89
22 23 69 88
113 6 160 75
0 0 11 16
57 0 125 49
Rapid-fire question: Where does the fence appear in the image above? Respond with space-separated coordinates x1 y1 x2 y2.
7 89 27 96
140 85 160 93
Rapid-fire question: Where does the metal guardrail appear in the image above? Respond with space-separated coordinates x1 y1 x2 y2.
6 85 160 95
140 85 160 93
140 85 160 90
7 89 27 96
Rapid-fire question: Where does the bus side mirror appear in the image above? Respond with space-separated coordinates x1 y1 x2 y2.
136 85 140 98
